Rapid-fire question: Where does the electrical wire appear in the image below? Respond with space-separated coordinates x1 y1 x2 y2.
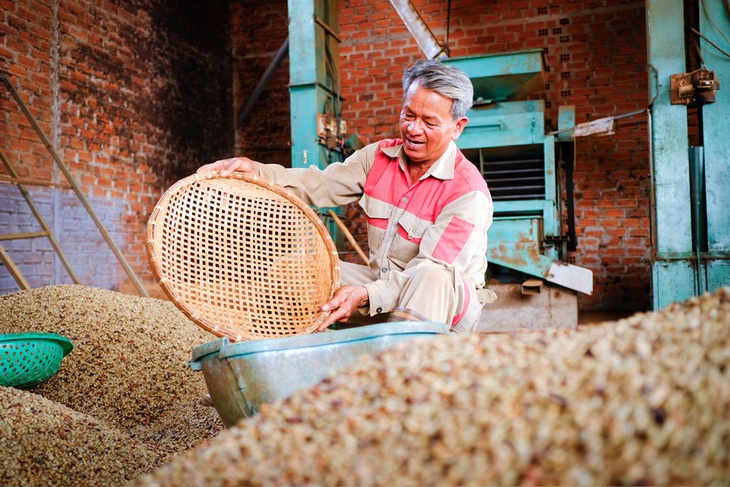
694 36 706 67
691 26 730 59
698 0 730 54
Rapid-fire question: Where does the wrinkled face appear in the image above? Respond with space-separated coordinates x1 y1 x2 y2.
399 82 468 167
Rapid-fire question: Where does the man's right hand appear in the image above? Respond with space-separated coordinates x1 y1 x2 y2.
196 157 261 177
317 285 369 331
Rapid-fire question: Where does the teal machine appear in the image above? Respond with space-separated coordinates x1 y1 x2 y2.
647 0 729 309
288 0 347 170
287 0 351 248
445 51 593 298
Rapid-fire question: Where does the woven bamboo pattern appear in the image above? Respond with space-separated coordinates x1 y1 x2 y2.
146 172 340 341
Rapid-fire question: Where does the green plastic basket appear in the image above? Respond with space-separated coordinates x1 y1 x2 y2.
0 332 74 389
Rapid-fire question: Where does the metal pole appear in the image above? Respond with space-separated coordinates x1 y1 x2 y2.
389 0 448 60
0 72 149 297
689 145 707 295
237 37 289 124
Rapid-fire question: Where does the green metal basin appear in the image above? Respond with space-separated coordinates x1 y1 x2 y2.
190 322 449 427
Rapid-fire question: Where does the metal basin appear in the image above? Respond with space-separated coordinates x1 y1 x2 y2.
190 322 449 427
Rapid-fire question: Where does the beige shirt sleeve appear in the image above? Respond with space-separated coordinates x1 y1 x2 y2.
257 143 382 208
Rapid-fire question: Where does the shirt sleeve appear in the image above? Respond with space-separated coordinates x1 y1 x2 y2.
257 143 381 208
363 188 493 315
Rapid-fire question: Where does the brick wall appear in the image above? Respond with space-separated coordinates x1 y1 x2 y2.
0 0 233 295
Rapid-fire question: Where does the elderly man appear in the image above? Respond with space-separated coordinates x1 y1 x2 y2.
197 59 493 333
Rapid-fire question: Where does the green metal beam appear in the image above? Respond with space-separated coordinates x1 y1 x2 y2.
698 0 730 294
287 0 342 170
287 0 344 245
646 0 694 309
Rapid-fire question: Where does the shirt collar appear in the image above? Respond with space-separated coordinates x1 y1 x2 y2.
381 141 457 181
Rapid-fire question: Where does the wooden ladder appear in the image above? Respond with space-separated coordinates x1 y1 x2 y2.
0 71 148 297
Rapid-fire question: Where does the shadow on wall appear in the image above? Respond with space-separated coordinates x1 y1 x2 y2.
147 0 235 181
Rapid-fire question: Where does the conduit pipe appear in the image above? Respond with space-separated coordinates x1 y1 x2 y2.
388 0 448 60
237 37 290 123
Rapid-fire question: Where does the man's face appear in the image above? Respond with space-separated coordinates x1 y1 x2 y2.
399 82 468 167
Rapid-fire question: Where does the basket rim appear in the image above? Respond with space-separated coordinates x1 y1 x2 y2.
146 171 341 341
0 332 74 357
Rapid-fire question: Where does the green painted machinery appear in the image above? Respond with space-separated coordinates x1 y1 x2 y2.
647 0 730 309
446 50 593 296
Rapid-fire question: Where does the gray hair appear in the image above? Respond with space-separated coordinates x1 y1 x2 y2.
402 59 474 119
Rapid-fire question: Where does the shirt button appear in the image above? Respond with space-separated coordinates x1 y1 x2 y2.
401 197 408 203
376 307 383 313
381 267 388 273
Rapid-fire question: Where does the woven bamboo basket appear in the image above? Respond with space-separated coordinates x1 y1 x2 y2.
146 172 340 341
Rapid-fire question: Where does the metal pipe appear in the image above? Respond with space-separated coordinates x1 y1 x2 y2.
237 37 289 124
647 108 657 255
562 141 577 252
388 0 448 60
689 145 707 295
547 109 647 136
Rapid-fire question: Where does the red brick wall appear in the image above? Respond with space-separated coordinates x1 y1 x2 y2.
0 0 232 295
